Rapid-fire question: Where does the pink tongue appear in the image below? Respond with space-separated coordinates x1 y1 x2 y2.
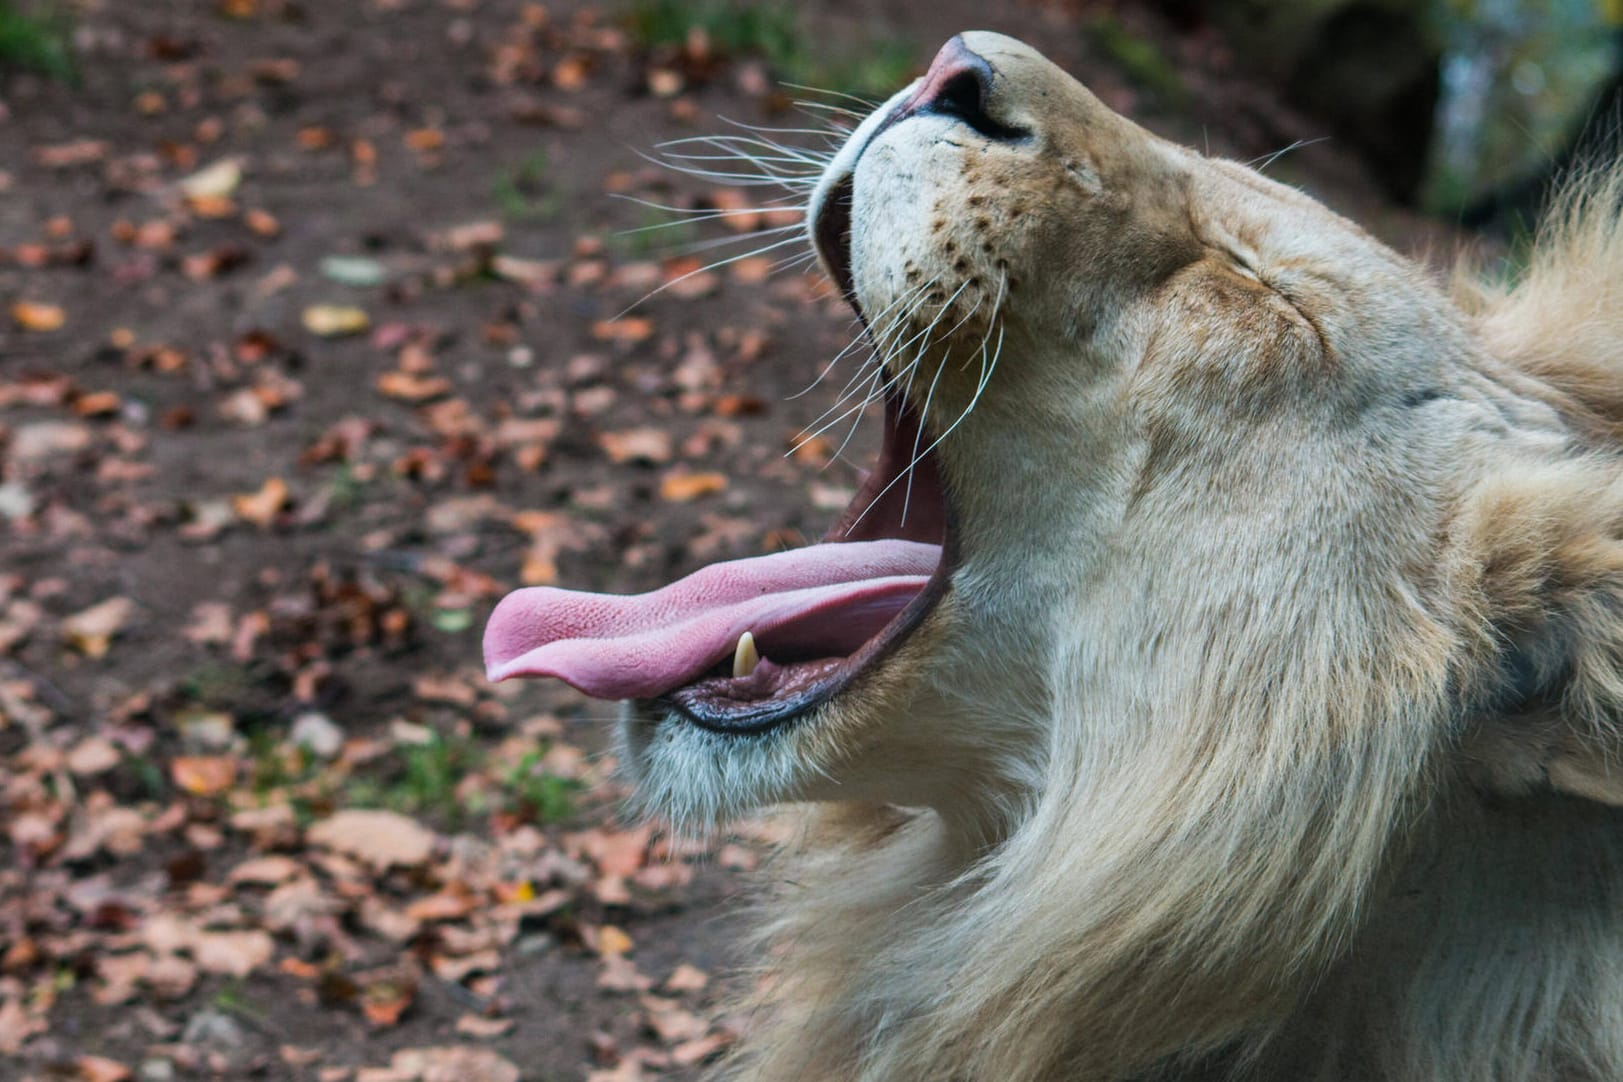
483 540 940 699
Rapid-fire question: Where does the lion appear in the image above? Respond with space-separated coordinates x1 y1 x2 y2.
485 31 1623 1082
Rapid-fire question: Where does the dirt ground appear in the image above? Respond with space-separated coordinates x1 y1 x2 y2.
0 2 1461 1079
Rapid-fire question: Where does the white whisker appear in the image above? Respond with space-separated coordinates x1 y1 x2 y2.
612 233 811 318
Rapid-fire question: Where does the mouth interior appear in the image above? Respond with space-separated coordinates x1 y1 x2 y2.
482 395 948 730
815 177 857 302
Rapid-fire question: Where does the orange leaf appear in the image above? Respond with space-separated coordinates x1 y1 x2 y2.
75 1055 133 1082
375 371 452 402
659 469 727 502
590 317 654 344
233 476 290 526
170 755 238 796
360 977 416 1027
595 924 634 957
11 301 66 332
61 597 136 658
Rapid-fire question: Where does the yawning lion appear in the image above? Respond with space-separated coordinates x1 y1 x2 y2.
487 31 1623 1082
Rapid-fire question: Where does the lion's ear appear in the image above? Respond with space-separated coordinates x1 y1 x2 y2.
1452 460 1623 805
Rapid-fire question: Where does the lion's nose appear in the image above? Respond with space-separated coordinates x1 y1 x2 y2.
895 35 1025 140
904 37 989 114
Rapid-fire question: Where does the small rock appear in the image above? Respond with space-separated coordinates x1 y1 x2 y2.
290 712 344 759
320 255 388 287
139 1059 176 1082
0 482 36 521
182 1008 245 1054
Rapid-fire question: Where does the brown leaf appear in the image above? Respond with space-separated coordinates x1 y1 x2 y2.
302 304 370 337
432 220 504 252
72 391 123 417
12 420 92 461
383 1046 520 1082
454 1014 515 1039
376 371 452 402
594 924 634 958
183 601 235 645
66 736 121 776
590 317 654 344
178 157 243 201
597 427 673 465
62 597 136 658
0 996 45 1055
193 929 275 977
361 973 417 1028
76 1054 134 1082
233 476 290 527
227 854 304 886
664 963 709 993
10 300 66 332
572 824 652 878
170 755 238 796
641 996 708 1044
670 1033 731 1067
428 949 501 983
658 469 727 503
307 809 436 869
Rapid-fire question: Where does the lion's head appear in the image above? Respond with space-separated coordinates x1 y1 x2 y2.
488 32 1623 1082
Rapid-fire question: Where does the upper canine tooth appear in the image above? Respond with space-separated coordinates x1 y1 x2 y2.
733 630 759 678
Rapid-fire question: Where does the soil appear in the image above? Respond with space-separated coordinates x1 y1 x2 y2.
0 2 1460 1079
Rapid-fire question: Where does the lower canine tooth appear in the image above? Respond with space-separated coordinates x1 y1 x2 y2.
732 631 759 678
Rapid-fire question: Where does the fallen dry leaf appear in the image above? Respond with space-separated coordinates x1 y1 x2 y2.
597 428 673 465
170 755 238 796
11 300 66 332
0 997 46 1054
361 973 417 1027
233 476 291 526
380 1046 520 1082
376 371 452 402
227 854 305 886
66 736 121 776
659 469 728 503
595 924 634 957
11 420 92 462
590 317 654 344
193 929 275 977
178 157 244 201
62 597 136 658
302 304 371 337
454 1014 515 1038
664 963 709 993
307 809 436 869
76 1054 134 1082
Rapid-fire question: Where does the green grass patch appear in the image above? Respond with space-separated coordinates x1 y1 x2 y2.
625 0 915 101
628 0 800 65
0 1 74 81
346 730 582 828
492 150 563 222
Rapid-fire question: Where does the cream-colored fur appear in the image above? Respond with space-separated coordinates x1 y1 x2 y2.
618 32 1623 1081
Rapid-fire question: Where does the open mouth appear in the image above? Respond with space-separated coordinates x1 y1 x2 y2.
483 171 953 735
815 176 857 304
482 397 952 735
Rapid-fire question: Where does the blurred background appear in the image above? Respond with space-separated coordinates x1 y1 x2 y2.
0 2 1617 1081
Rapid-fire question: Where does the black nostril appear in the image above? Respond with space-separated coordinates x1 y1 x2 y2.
933 70 989 124
920 64 1027 140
